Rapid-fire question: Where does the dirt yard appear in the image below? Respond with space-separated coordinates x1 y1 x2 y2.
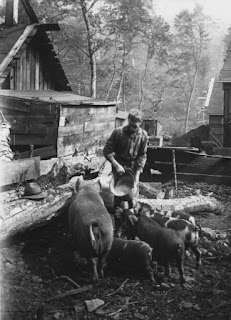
1 181 231 320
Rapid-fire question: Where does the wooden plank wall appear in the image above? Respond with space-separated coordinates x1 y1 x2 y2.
7 43 54 90
57 105 116 157
1 97 59 147
209 115 223 147
0 156 40 187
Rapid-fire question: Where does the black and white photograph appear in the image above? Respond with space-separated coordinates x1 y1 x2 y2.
0 0 231 319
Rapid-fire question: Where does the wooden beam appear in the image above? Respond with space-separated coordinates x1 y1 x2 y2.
10 134 54 146
0 24 36 77
36 23 60 31
21 0 39 23
14 145 56 160
58 124 84 137
0 157 40 187
0 96 30 113
4 114 54 123
35 51 40 90
209 132 223 147
11 123 49 135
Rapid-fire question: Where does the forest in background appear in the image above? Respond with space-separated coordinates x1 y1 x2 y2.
1 0 231 135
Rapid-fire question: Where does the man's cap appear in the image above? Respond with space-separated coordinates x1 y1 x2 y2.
22 182 47 200
128 109 143 122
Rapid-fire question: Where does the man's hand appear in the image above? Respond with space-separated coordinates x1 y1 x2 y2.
112 160 125 175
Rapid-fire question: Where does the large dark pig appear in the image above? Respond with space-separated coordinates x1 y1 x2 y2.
137 203 201 269
126 213 186 284
68 177 114 281
109 237 156 284
162 218 201 268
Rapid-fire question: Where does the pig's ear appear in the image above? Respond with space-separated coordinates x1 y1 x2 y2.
128 215 138 225
75 175 84 192
69 186 76 195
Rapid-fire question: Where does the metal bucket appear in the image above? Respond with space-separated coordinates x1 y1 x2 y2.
109 169 138 202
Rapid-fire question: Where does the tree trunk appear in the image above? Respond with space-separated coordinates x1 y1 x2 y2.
106 37 118 100
116 43 126 104
184 66 198 133
138 51 149 110
139 196 221 215
116 69 124 103
80 0 97 98
0 176 222 242
0 187 71 243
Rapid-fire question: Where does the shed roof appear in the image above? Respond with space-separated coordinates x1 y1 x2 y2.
207 80 224 115
0 90 117 106
0 23 71 91
219 46 231 83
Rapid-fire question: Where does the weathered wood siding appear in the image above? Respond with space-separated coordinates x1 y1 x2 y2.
209 115 224 147
142 120 162 136
1 97 59 149
223 83 231 147
2 43 55 90
57 105 116 157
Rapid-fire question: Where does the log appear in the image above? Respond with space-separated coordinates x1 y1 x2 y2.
138 196 222 214
139 181 162 199
0 175 222 243
0 187 72 242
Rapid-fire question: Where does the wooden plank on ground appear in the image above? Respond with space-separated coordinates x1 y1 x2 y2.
0 156 40 187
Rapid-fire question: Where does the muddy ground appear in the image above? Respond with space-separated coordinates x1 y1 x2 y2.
1 180 231 320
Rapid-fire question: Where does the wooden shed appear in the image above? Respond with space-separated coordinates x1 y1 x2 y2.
0 90 116 159
219 44 231 147
0 0 117 159
207 80 224 147
141 119 162 137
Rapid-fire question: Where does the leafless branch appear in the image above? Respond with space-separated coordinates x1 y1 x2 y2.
106 278 129 297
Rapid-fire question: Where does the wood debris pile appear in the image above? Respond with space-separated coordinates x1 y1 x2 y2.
0 111 14 162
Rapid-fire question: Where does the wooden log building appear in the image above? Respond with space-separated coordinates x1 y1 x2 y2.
0 0 117 160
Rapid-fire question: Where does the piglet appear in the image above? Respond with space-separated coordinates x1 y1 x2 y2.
126 213 186 284
109 237 156 284
163 210 196 226
163 218 201 268
68 177 113 281
137 203 202 269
